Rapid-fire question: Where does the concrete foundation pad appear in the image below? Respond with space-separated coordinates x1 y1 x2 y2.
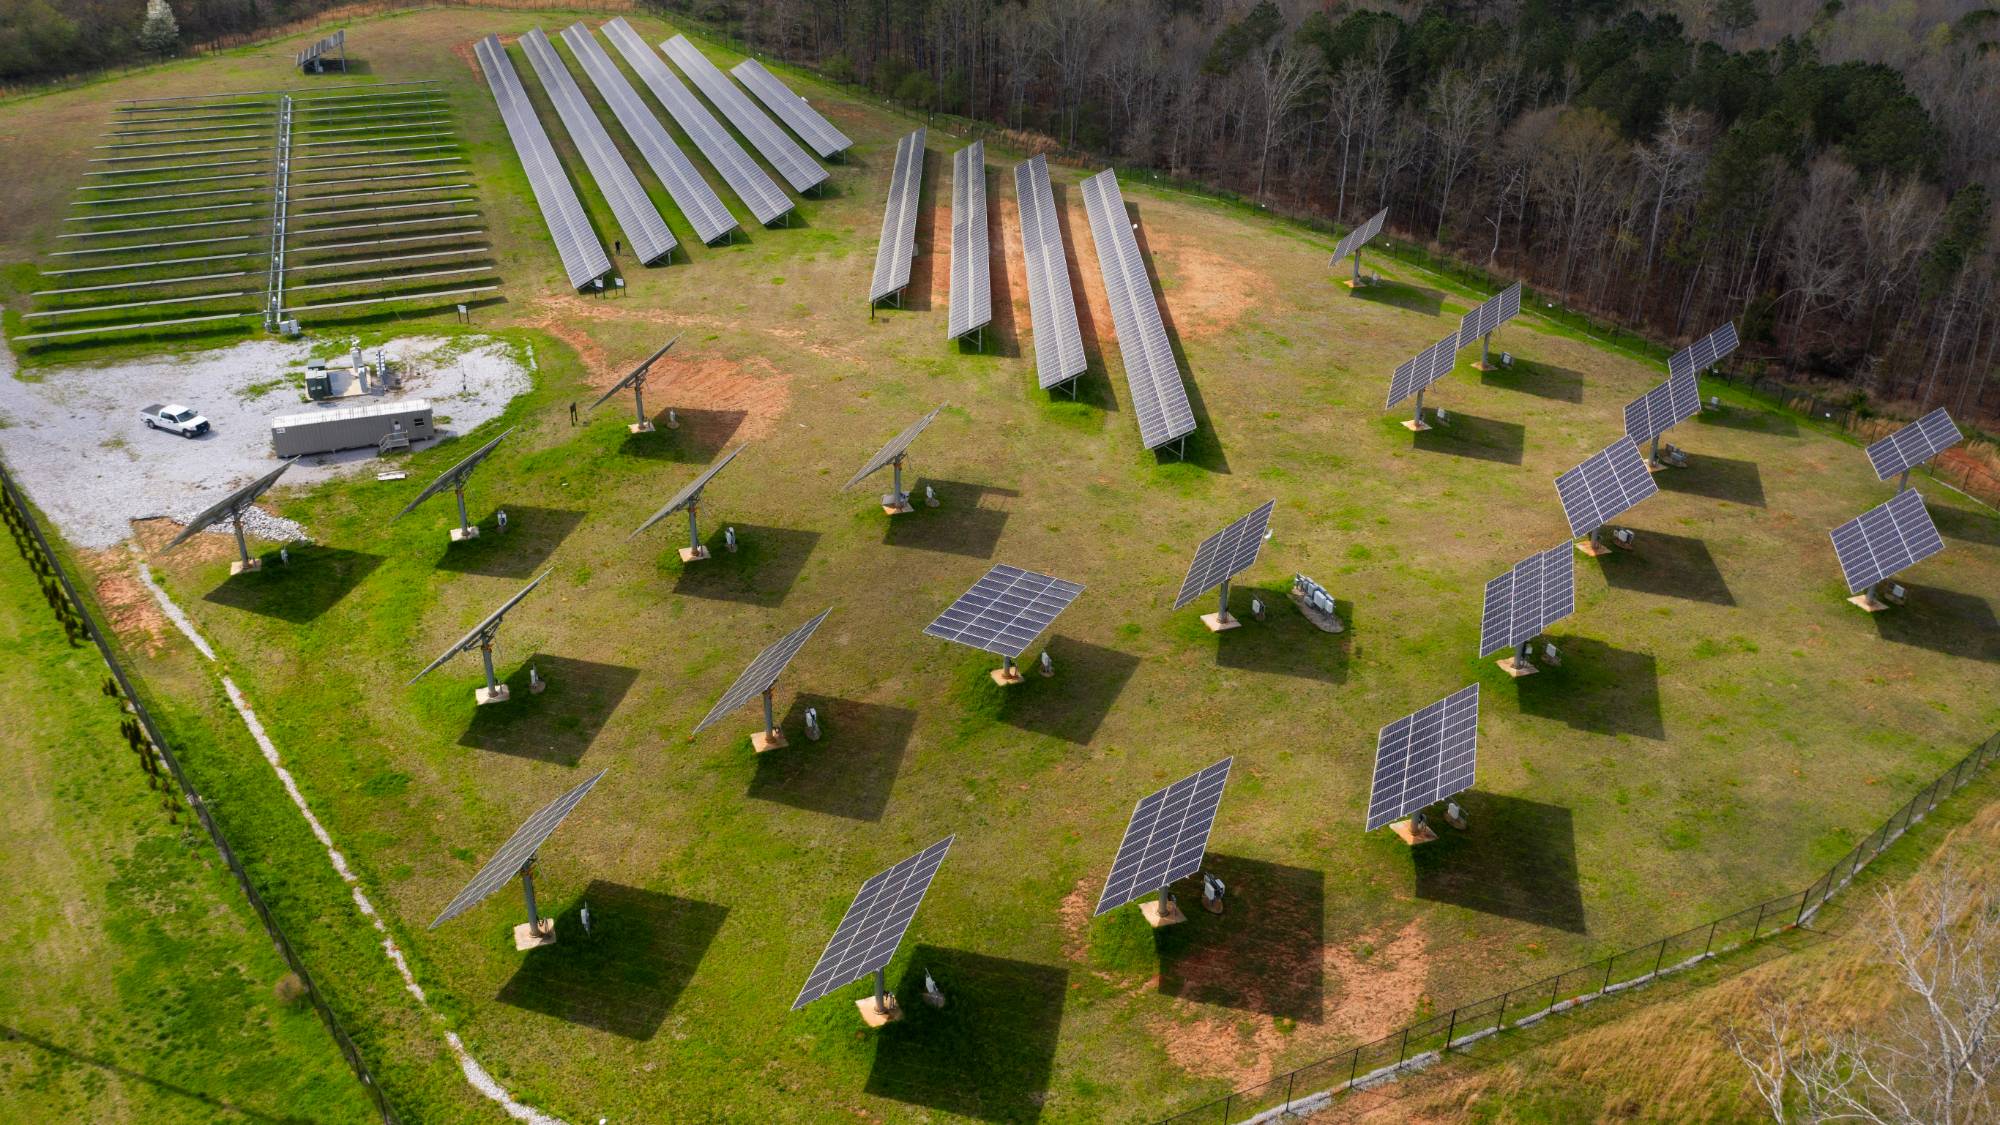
1200 611 1241 633
1140 899 1186 928
1472 362 1497 372
679 546 711 563
513 919 556 951
1574 538 1613 557
450 525 481 542
856 995 902 1027
991 666 1025 686
1498 656 1539 678
882 498 915 516
1343 278 1365 289
229 558 262 575
751 729 788 753
1391 818 1438 846
475 684 512 706
628 421 655 434
1402 418 1432 432
1848 593 1890 612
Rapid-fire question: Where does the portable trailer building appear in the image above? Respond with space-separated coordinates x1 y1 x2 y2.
271 397 432 457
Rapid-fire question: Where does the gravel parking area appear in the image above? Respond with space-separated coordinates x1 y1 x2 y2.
0 336 531 549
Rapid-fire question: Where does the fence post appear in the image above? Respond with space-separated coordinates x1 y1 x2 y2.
1551 973 1562 1013
1444 1007 1458 1051
1495 988 1509 1031
1396 1025 1410 1065
1751 900 1768 940
1283 1071 1294 1112
1653 937 1668 977
1348 1046 1360 1089
1603 956 1615 993
1704 918 1719 956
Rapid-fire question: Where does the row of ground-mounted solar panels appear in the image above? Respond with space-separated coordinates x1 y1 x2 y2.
479 21 842 289
17 81 495 345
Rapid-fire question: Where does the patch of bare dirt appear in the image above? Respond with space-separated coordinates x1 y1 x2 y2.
80 549 168 656
1145 226 1270 340
992 194 1025 345
1058 877 1094 962
451 33 517 76
1156 1010 1292 1089
660 355 791 443
1322 921 1432 1045
129 517 233 566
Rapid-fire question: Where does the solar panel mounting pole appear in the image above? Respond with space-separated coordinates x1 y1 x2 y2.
630 371 651 433
452 479 477 541
1407 388 1430 432
883 454 913 515
682 498 707 562
227 506 258 573
1203 577 1240 632
872 967 890 1015
753 687 787 752
477 631 505 703
514 857 555 949
1897 468 1910 493
1478 332 1493 371
1352 250 1363 287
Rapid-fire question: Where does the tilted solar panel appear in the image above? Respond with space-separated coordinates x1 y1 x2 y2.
845 406 943 490
161 459 295 553
410 570 552 684
1014 155 1088 389
1865 407 1961 481
1386 330 1460 409
1329 207 1387 266
631 445 746 538
1829 488 1945 594
1095 758 1233 915
1457 282 1522 350
924 564 1083 659
562 23 737 247
429 769 607 929
662 36 826 194
1080 170 1195 450
1174 500 1276 610
869 129 925 303
1367 685 1479 831
695 608 834 734
474 35 609 290
1554 437 1658 538
947 141 992 340
1623 369 1702 446
601 18 792 227
731 58 852 159
1668 321 1740 380
793 837 954 1009
1477 543 1575 657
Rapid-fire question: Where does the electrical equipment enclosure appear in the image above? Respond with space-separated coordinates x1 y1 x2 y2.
271 397 433 457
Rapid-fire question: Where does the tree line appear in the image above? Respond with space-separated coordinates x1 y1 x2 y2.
705 0 2000 425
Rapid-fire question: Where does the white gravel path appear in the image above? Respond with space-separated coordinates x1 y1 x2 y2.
0 335 531 548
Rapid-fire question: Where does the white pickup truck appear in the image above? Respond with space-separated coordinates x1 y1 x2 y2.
140 403 211 438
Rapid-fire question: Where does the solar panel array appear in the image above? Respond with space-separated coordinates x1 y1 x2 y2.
632 445 746 537
1624 369 1702 446
1554 437 1659 538
394 427 511 520
869 129 925 303
561 23 737 247
1367 685 1479 831
661 36 827 195
1477 543 1575 657
1013 155 1088 390
1080 170 1196 450
1829 488 1945 594
844 406 943 490
1173 500 1276 610
1456 282 1522 349
162 459 295 552
792 836 954 1009
1386 330 1460 409
1668 321 1740 380
477 35 609 290
519 28 675 267
1094 758 1232 915
730 58 852 159
601 18 791 227
1329 207 1387 266
297 29 344 71
924 564 1084 658
1865 407 1961 481
695 608 835 733
411 570 552 683
947 142 992 341
429 769 608 929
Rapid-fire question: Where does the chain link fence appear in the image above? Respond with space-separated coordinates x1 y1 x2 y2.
1156 729 2000 1125
0 457 398 1124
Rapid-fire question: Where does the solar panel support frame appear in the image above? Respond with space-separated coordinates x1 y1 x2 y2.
588 333 679 432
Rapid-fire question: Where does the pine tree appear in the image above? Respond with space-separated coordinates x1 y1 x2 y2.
138 0 180 57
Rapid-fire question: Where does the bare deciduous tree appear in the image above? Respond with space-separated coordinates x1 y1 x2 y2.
1426 68 1492 241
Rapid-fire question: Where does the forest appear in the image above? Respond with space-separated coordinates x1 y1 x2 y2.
4 0 1998 424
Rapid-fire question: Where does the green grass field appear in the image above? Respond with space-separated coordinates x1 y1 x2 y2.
5 8 1999 1122
0 531 373 1121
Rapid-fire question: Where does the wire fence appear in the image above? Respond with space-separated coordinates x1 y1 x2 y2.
0 456 399 1125
1154 728 2000 1125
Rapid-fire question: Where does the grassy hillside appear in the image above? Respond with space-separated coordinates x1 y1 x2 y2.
1 8 1997 1123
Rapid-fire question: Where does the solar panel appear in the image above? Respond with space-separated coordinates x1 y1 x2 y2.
694 607 834 734
1554 437 1659 539
561 23 738 247
1623 369 1702 446
947 142 992 341
924 564 1085 659
1386 330 1460 409
429 768 607 930
1456 282 1522 350
845 405 943 490
600 19 792 227
161 459 295 552
792 836 954 1009
519 28 676 267
1094 757 1232 915
1477 543 1575 657
1865 407 1961 482
1173 500 1275 610
1328 207 1387 266
1366 685 1479 831
869 129 925 303
1080 170 1196 451
730 58 852 159
1668 321 1740 381
1829 488 1945 595
475 35 610 290
630 445 745 538
410 569 552 683
1014 155 1087 390
589 334 679 412
661 36 827 194
393 427 511 521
